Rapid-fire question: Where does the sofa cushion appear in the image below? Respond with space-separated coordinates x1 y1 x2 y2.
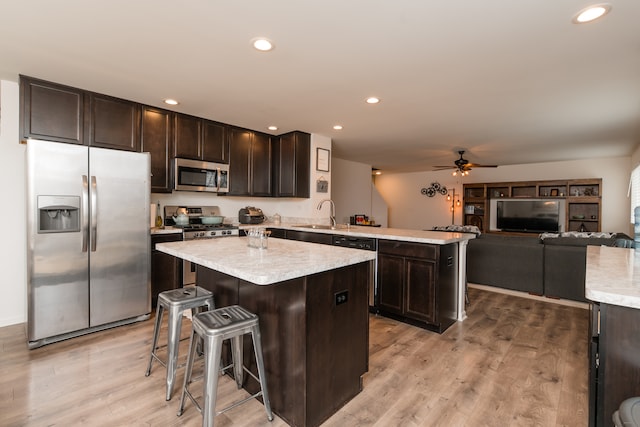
542 237 616 247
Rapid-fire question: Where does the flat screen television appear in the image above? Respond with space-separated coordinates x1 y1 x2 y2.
496 199 561 233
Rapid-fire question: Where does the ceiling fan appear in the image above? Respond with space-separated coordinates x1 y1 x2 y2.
433 150 498 176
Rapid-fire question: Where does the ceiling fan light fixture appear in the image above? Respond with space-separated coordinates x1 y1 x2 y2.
573 4 611 23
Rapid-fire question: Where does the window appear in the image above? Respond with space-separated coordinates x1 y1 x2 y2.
630 165 640 223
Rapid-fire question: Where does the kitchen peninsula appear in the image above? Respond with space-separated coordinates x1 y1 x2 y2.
156 228 473 426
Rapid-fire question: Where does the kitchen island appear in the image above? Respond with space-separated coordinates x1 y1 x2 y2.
585 246 640 426
156 237 376 427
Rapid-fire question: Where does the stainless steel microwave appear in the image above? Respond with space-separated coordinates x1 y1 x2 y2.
174 158 229 193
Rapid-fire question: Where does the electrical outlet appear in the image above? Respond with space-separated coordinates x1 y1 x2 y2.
335 290 348 306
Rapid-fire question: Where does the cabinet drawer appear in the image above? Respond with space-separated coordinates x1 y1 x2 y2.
378 240 438 260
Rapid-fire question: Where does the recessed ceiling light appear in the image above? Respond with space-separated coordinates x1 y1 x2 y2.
252 38 274 52
268 125 278 131
573 4 611 23
164 99 179 105
366 97 380 104
333 125 343 130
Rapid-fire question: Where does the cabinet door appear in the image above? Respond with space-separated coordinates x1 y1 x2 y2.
151 234 182 307
173 114 201 159
141 107 173 193
87 94 140 151
228 128 252 195
405 258 437 324
274 131 310 198
251 132 272 196
202 120 229 163
377 253 404 315
20 76 84 145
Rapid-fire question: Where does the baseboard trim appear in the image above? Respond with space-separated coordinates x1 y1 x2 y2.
468 283 589 309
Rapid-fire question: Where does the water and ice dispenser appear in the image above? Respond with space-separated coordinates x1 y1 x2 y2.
37 195 80 233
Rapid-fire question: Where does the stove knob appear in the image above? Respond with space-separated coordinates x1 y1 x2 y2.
211 231 217 236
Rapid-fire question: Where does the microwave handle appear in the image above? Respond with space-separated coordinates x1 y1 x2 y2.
216 167 221 192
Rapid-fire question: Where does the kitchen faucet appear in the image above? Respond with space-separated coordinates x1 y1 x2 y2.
317 199 336 227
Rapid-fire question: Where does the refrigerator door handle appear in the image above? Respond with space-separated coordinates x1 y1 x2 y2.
82 175 89 252
91 176 97 252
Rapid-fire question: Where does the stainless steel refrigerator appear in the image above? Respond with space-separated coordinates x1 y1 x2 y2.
26 139 151 349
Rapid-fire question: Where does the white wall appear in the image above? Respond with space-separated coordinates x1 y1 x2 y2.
375 157 634 234
332 158 372 224
0 80 27 327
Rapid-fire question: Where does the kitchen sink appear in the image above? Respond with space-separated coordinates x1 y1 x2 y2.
292 224 349 230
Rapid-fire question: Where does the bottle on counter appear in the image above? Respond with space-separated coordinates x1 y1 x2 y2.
273 213 281 225
155 201 163 228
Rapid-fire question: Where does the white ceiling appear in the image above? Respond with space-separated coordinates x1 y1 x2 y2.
1 1 639 173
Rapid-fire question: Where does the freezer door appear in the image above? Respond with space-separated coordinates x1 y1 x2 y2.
89 147 151 326
27 140 90 341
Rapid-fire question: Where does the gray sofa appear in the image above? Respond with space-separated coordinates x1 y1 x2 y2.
466 232 633 302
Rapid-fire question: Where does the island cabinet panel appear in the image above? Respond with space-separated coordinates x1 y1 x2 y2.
86 93 140 151
377 240 456 333
20 76 84 145
150 234 182 307
196 261 370 427
590 303 640 426
141 106 173 193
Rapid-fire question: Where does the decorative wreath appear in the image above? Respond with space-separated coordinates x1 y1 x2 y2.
421 182 447 197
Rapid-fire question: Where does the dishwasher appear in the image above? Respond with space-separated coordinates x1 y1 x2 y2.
332 235 378 307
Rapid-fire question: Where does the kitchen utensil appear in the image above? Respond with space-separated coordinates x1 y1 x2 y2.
172 213 189 225
200 215 224 225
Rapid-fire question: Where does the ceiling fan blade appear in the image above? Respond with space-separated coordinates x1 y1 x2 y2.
466 163 498 168
433 166 456 170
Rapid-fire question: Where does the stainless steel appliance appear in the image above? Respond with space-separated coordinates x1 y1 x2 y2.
332 235 378 307
174 158 229 193
164 205 239 286
239 206 265 224
27 139 151 349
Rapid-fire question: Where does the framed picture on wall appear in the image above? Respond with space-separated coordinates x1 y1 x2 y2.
317 148 330 172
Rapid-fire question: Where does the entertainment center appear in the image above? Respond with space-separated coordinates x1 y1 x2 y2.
463 178 602 233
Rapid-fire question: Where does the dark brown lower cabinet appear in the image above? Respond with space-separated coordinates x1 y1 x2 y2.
197 261 370 427
150 234 182 307
377 240 457 333
589 303 640 426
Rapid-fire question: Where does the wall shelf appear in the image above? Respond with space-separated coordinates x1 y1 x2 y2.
463 178 602 233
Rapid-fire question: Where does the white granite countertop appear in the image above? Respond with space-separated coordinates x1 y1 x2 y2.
150 226 182 235
247 223 476 245
156 236 376 285
586 245 640 309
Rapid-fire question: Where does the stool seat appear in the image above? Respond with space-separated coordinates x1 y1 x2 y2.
145 286 214 401
177 305 273 427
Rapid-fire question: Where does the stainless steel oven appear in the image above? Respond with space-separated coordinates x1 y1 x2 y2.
164 205 239 286
174 158 229 193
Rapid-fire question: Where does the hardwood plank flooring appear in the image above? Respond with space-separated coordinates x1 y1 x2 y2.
0 288 588 426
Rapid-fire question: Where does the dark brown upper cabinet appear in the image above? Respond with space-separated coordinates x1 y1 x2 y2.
202 120 229 163
141 106 173 193
228 127 272 196
273 131 310 198
173 113 202 159
20 76 84 145
173 115 229 163
86 93 140 151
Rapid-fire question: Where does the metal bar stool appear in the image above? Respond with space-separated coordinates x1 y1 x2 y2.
145 286 214 401
177 305 273 427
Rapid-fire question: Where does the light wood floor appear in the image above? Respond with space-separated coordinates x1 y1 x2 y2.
0 288 588 426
